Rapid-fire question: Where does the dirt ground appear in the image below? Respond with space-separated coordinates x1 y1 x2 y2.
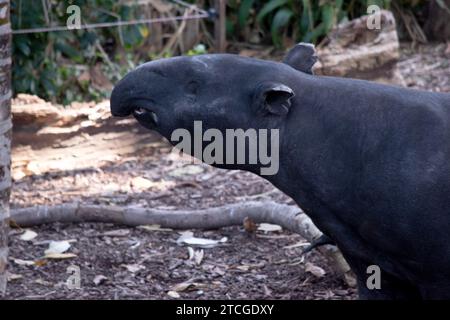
4 43 450 300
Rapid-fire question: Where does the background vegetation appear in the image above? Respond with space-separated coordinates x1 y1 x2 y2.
11 0 435 104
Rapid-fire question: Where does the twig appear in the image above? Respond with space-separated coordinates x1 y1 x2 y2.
160 8 192 56
95 40 122 80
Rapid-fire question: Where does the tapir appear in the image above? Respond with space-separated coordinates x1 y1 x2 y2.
110 43 450 299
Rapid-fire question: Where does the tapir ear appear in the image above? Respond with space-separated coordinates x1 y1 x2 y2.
254 82 295 116
283 42 317 75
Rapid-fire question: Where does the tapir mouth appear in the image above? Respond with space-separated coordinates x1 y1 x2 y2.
133 107 159 127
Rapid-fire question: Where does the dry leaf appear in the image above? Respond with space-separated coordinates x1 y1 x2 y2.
235 265 250 271
187 247 195 260
305 262 326 278
177 231 227 248
44 240 71 255
13 258 35 266
138 224 173 232
263 284 272 297
7 272 23 281
35 279 52 286
102 229 131 237
44 253 77 259
168 165 204 177
187 247 204 265
93 275 108 285
34 259 47 267
170 281 207 293
123 264 145 273
171 281 197 292
167 291 181 298
283 242 309 249
131 177 175 191
19 230 38 241
258 223 282 233
212 267 226 276
194 250 204 265
129 241 141 249
243 217 257 233
130 176 155 190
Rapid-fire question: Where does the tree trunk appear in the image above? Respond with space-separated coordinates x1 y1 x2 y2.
0 0 11 297
424 0 450 41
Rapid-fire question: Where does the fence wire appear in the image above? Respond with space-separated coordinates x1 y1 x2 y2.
12 0 211 35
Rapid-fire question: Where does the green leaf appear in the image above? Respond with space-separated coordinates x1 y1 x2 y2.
271 8 294 47
256 0 289 24
366 0 385 8
238 0 255 28
302 22 325 43
54 42 81 60
16 40 30 56
321 4 335 32
226 18 235 36
300 0 313 33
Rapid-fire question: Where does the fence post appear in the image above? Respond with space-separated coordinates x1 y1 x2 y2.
214 0 226 52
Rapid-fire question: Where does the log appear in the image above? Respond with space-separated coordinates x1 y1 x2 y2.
12 97 60 127
10 95 162 180
10 201 355 286
11 94 110 128
315 10 405 86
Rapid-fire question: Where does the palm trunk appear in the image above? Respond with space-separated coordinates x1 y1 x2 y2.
0 0 11 297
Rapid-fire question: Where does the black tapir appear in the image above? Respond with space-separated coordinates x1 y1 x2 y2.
110 43 450 299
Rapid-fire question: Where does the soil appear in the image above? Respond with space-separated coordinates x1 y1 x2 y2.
3 43 450 300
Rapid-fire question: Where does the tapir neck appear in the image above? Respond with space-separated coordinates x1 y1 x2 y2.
267 74 372 214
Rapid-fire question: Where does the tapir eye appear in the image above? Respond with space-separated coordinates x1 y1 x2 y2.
134 107 146 115
186 81 199 95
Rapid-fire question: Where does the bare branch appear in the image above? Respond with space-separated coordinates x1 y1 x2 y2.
10 201 356 286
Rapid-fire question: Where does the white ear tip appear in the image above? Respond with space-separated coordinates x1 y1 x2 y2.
272 84 294 94
297 42 315 49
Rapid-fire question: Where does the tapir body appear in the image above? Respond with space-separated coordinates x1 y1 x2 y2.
110 46 450 299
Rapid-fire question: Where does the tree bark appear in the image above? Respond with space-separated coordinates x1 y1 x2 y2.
0 0 11 297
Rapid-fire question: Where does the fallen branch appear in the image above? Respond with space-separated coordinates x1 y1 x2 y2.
10 201 355 286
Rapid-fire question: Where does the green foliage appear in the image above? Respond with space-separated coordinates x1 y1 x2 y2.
11 0 157 104
11 0 427 104
227 0 394 47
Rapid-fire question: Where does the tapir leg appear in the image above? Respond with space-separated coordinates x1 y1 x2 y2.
345 254 421 300
419 284 450 300
303 204 422 299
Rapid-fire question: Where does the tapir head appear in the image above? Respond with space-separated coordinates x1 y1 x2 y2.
110 43 317 175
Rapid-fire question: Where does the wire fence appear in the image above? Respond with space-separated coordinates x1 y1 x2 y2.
12 0 212 35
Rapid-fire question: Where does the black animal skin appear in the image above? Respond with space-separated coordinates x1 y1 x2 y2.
110 44 450 299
